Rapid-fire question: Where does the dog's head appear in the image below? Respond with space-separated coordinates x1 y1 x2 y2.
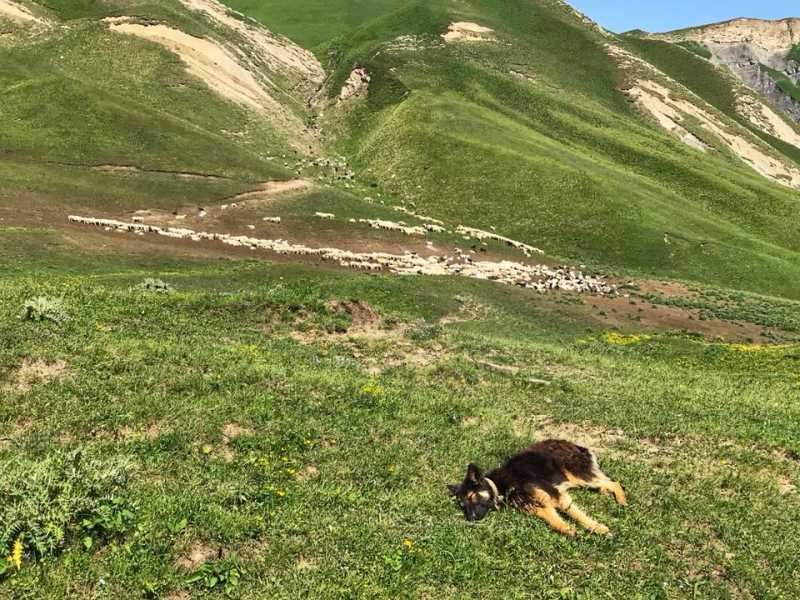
448 464 500 522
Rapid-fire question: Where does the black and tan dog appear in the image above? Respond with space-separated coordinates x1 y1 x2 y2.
448 439 627 536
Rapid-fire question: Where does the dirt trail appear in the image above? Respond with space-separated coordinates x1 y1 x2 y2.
107 19 279 112
224 179 312 206
90 164 229 180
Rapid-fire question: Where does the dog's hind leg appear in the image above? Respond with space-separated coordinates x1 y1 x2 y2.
559 493 610 536
565 468 627 506
589 472 627 506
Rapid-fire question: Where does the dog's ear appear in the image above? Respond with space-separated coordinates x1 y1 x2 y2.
466 463 483 484
446 484 459 496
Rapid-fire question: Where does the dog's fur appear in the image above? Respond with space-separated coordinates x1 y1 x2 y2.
448 439 627 536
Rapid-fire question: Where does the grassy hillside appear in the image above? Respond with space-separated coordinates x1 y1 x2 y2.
621 36 800 167
675 40 711 59
218 0 414 49
0 1 304 220
4 1 800 597
3 0 799 300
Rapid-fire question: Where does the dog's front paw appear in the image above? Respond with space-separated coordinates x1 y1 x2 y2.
592 524 611 536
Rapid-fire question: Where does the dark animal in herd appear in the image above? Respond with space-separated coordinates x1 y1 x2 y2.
448 440 627 536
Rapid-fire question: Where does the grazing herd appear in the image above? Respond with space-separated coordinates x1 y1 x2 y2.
67 215 615 295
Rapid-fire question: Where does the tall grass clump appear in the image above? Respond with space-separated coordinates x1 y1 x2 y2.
0 450 132 569
22 296 69 324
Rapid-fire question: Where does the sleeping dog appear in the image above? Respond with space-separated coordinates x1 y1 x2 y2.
448 439 627 536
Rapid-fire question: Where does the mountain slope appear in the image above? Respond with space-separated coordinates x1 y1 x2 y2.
645 18 800 123
315 0 800 297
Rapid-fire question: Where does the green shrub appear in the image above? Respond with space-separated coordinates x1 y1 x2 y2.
0 449 132 563
789 44 800 63
22 296 69 324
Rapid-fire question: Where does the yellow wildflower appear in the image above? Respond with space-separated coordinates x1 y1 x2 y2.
201 444 212 454
388 465 395 473
7 538 22 570
728 343 793 353
602 332 651 346
285 468 296 475
276 490 286 497
403 540 413 548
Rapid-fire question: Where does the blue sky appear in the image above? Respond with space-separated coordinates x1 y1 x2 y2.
569 1 797 34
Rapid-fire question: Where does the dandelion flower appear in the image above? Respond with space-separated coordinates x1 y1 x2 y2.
276 490 286 497
388 465 395 473
403 540 413 548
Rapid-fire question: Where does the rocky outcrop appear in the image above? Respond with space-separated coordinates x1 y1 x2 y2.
734 62 800 122
339 68 370 101
655 18 800 50
650 18 800 123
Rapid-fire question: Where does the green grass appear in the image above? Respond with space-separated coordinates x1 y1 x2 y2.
4 3 800 597
789 44 800 63
218 0 415 49
759 63 800 103
2 258 800 598
0 21 292 172
676 40 712 60
633 288 800 334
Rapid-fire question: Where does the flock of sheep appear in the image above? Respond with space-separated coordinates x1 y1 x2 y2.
67 215 615 295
